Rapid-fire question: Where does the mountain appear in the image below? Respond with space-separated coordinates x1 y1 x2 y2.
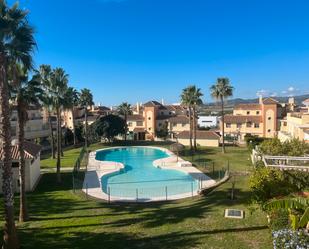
205 94 309 107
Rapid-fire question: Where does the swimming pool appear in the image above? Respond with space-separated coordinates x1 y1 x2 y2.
96 147 199 200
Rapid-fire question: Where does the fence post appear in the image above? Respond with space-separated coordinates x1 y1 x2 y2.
72 173 75 193
191 182 193 197
227 160 230 173
218 169 221 180
108 187 111 203
136 189 138 202
212 162 215 175
165 186 168 201
86 183 88 199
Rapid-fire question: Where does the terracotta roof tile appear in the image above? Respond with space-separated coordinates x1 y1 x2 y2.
0 141 41 160
168 115 189 123
127 115 144 121
178 130 220 140
234 104 261 110
224 115 262 123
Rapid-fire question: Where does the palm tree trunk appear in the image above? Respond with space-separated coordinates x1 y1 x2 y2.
188 106 193 152
84 108 88 148
72 108 76 146
193 105 197 151
48 110 55 159
60 126 64 157
0 54 19 248
17 107 28 222
56 107 61 183
124 114 127 141
221 97 225 153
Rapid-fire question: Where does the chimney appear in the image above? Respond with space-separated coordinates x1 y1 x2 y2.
136 102 140 113
161 98 164 105
259 95 263 104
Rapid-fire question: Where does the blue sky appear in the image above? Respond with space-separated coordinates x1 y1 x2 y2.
11 0 309 105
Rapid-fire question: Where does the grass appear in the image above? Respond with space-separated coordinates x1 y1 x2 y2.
1 142 273 249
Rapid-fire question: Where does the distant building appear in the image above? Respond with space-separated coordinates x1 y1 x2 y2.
127 100 190 140
198 116 219 128
0 106 51 149
278 98 309 143
222 97 287 141
0 141 41 193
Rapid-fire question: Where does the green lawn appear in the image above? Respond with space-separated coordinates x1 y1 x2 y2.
1 142 273 249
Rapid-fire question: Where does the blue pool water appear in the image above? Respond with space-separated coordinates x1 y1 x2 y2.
96 147 198 200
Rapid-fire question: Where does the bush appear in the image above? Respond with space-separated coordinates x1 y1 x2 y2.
245 134 268 151
272 229 309 249
259 138 309 156
249 167 298 205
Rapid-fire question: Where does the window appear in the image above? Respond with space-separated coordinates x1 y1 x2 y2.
182 123 186 127
161 112 164 115
268 129 271 133
12 162 19 168
148 117 151 120
148 128 151 131
237 123 242 128
254 123 259 128
247 111 250 115
226 123 231 128
169 112 172 115
136 121 143 126
268 117 271 120
246 122 252 128
158 123 162 127
128 122 132 127
256 111 260 115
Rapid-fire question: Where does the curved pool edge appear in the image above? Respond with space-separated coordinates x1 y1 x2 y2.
82 146 217 202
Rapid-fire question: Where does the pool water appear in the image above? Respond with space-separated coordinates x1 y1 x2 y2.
96 147 198 200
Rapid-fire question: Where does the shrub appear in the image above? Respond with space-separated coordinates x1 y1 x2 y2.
259 138 309 156
245 134 268 151
272 229 309 249
249 167 297 205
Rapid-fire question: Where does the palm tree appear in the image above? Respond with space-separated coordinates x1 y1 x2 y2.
9 64 43 222
0 1 36 247
49 68 69 183
265 197 309 230
37 65 56 159
181 86 195 152
64 87 80 146
210 78 233 153
117 102 132 141
79 88 94 148
191 87 203 150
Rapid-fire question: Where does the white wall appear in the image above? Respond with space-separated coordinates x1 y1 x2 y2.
0 156 41 193
198 116 219 128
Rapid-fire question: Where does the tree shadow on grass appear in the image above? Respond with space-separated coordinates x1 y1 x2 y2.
18 224 268 249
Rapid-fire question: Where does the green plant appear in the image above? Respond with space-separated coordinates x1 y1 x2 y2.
249 167 297 205
265 197 309 230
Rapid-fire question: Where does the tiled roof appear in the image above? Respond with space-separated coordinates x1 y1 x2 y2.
234 104 261 110
127 115 144 121
224 115 262 123
263 98 279 104
133 127 146 133
177 130 220 140
144 101 162 107
168 115 189 123
0 141 41 160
